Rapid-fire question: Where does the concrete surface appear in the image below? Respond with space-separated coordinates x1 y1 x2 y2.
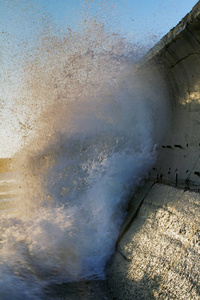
108 184 200 299
107 1 200 299
45 280 112 300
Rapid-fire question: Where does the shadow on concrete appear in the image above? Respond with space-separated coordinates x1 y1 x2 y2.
44 280 112 300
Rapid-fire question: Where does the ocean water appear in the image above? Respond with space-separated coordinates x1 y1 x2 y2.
0 8 171 300
0 173 18 213
0 72 170 299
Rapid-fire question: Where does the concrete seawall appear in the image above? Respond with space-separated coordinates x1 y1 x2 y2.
107 1 200 299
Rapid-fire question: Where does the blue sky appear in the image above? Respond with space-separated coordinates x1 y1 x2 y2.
1 0 198 47
1 0 198 66
34 0 198 42
0 0 198 157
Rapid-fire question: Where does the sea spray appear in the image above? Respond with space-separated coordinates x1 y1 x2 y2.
0 66 170 298
0 3 171 299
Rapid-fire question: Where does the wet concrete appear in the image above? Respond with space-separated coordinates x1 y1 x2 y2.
44 280 112 300
108 1 200 299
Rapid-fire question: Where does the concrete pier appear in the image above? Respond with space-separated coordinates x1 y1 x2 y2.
107 1 200 299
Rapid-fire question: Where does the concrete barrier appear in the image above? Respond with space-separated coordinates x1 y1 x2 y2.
107 1 200 299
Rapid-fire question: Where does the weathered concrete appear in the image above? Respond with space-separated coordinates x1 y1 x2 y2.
108 1 200 299
108 184 200 299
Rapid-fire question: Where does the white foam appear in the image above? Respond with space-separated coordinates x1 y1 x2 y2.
0 11 171 300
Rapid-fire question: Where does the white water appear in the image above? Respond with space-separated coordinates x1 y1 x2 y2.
0 8 171 300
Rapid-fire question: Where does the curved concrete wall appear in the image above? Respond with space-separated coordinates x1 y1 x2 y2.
107 2 200 299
